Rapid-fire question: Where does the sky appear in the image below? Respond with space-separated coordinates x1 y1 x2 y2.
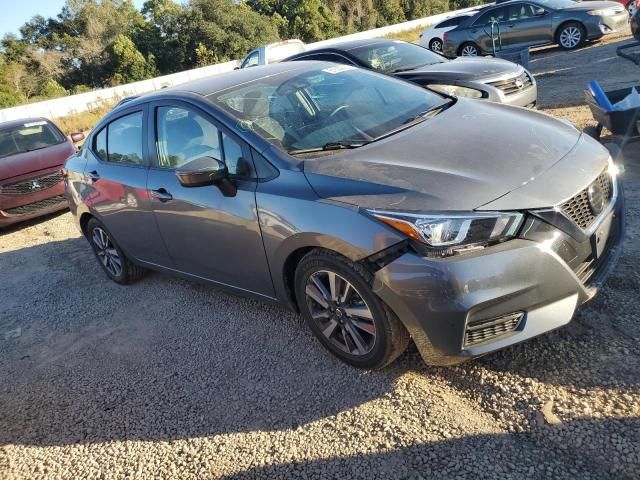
0 0 146 38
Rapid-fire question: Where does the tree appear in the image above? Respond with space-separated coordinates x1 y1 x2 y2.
107 34 157 85
248 0 340 42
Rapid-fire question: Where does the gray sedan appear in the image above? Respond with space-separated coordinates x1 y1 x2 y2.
442 0 628 57
286 39 537 108
64 62 624 369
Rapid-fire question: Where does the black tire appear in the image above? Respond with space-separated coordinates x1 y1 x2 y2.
294 249 410 369
458 42 480 57
429 38 443 53
583 125 601 140
556 22 585 50
86 218 146 284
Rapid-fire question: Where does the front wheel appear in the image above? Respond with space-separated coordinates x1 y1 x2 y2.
557 22 585 50
295 249 410 369
459 42 480 57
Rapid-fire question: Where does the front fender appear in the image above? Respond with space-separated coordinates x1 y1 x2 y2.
255 170 405 308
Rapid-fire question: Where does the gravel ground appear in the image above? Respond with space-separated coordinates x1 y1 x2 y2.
1 35 640 480
529 25 639 108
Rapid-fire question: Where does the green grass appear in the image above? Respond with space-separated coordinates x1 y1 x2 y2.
382 26 425 44
55 100 116 135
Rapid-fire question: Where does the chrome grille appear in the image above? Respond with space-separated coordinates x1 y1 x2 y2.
487 72 533 96
4 195 67 216
464 312 524 347
1 171 64 195
561 170 613 230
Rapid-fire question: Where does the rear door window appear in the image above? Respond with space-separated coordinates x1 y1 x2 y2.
436 17 464 28
473 7 508 25
105 112 144 165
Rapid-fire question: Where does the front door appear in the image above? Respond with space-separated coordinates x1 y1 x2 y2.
146 101 275 297
500 3 552 49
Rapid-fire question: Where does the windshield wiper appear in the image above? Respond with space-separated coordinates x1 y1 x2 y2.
288 140 369 155
402 102 451 125
388 62 438 74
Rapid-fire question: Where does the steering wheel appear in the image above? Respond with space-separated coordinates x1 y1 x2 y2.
329 105 350 118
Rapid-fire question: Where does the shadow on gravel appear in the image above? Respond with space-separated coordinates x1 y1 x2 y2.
0 238 404 448
0 209 69 236
218 417 640 479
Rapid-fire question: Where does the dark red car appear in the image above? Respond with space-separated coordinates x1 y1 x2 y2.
0 118 84 228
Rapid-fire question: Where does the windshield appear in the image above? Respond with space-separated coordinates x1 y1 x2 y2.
0 120 66 159
349 41 445 73
210 64 449 153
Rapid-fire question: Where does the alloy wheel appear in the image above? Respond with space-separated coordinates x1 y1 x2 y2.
305 270 377 356
430 39 443 52
559 27 582 48
461 44 478 56
91 227 122 277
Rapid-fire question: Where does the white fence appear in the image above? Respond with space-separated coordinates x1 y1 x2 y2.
0 5 481 123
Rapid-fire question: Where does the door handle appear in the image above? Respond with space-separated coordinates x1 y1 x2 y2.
87 170 100 182
506 23 515 28
151 188 173 202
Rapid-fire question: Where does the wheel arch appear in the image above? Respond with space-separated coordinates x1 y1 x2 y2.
79 211 95 238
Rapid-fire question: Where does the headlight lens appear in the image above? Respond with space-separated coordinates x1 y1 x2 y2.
369 210 524 255
588 8 619 15
427 84 483 99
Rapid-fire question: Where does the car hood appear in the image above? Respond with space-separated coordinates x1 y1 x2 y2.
0 141 74 182
302 100 609 212
397 57 521 82
562 0 624 11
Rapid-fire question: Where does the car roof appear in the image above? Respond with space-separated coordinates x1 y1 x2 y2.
106 61 335 116
0 117 55 130
301 38 405 54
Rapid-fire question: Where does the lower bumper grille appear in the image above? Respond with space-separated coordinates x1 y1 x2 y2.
464 312 524 347
1 171 64 194
4 195 67 216
487 72 533 96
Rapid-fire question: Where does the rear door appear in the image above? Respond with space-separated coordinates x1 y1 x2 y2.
82 105 169 265
146 100 275 297
470 6 509 53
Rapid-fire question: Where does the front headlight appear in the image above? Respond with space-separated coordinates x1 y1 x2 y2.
587 8 619 15
427 84 484 99
369 210 524 256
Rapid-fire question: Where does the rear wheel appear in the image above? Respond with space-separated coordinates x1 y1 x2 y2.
429 38 443 53
87 218 145 284
557 22 585 50
295 249 409 369
459 42 479 57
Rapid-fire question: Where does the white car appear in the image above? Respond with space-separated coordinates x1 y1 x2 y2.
239 39 306 69
419 13 477 53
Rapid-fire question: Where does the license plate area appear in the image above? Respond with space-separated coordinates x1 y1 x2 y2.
590 212 613 259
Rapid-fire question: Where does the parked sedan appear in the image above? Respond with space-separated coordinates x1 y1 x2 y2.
419 12 477 52
0 118 83 228
65 62 624 369
285 39 537 108
442 0 628 57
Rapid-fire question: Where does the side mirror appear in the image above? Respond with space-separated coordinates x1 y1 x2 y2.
534 8 546 16
175 157 237 196
70 132 85 143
